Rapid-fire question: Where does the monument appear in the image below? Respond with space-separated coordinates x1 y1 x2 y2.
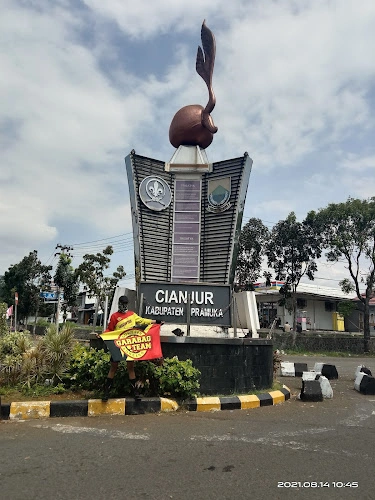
124 22 272 394
126 22 252 328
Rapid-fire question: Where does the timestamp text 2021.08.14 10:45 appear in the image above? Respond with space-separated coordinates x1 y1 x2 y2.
277 482 358 488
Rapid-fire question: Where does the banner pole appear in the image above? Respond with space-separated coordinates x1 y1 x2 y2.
103 295 109 332
14 293 18 332
139 293 144 316
186 293 191 337
232 293 237 338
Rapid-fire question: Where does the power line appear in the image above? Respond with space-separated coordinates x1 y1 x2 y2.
69 237 134 249
71 242 134 253
67 232 133 247
43 251 56 266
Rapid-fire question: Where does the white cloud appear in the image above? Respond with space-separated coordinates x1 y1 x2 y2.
1 0 375 289
341 154 375 171
81 0 241 38
214 0 375 167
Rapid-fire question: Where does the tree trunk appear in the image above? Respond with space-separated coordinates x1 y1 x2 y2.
363 299 371 353
92 301 99 331
291 290 297 346
33 296 40 335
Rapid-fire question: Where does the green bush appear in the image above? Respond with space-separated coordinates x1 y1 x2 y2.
0 330 33 384
153 356 201 399
0 302 8 337
40 324 76 384
65 321 78 328
66 346 201 400
36 318 50 328
0 324 76 388
66 343 111 391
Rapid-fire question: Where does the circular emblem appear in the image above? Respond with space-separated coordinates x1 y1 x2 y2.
114 328 152 359
139 176 172 211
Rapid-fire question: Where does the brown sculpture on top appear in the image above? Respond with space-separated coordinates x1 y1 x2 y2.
169 21 218 150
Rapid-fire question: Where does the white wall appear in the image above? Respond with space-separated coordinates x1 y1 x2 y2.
234 291 260 336
255 294 336 330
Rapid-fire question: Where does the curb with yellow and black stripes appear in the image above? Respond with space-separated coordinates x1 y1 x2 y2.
0 385 290 420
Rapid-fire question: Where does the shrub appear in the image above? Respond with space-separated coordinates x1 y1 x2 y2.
36 318 50 328
21 344 47 388
153 356 201 400
0 330 33 384
39 323 76 384
66 344 111 391
0 302 8 337
66 346 201 400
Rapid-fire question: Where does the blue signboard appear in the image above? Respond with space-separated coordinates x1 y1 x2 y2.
39 292 64 301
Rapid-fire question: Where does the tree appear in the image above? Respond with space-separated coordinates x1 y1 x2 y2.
266 212 322 340
54 254 79 323
0 251 52 325
307 197 375 352
0 275 5 298
337 301 356 319
235 218 270 290
76 246 126 328
0 302 8 337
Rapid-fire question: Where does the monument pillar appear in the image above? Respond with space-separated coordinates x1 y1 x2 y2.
125 21 253 328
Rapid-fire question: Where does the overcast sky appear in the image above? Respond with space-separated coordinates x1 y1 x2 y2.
1 0 375 291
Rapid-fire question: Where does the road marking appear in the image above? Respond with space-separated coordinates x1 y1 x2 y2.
34 423 150 440
190 427 370 459
340 405 375 427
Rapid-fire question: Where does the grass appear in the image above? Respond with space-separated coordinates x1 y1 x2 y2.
0 384 96 403
249 380 284 395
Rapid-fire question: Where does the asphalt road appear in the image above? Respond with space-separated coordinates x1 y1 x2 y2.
1 354 375 500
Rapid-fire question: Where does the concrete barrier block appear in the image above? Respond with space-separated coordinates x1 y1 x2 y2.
321 364 338 380
300 380 323 402
355 365 372 378
302 371 318 381
281 362 295 377
354 372 365 392
313 362 323 374
281 362 308 377
354 373 375 395
294 363 308 377
319 375 333 398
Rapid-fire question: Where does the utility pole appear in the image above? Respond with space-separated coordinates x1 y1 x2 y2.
14 292 18 331
54 244 73 333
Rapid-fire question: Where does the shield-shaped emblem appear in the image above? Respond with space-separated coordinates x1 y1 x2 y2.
207 177 231 212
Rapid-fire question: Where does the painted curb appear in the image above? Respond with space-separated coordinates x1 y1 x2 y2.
0 386 290 420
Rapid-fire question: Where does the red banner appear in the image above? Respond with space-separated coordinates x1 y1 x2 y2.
100 323 162 362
